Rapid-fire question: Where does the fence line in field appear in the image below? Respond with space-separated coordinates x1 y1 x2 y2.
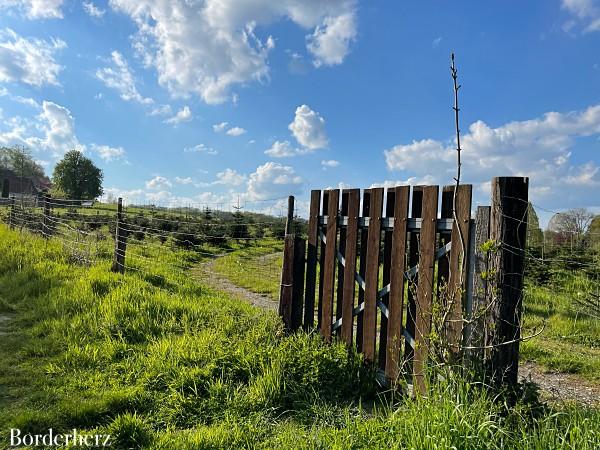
1 195 293 298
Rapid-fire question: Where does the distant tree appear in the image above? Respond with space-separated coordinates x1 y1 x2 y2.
0 146 46 180
548 208 593 248
52 150 103 200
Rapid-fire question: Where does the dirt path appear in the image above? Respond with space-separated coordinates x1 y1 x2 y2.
519 361 600 407
190 258 278 312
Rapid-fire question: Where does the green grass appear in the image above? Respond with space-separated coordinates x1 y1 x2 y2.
212 239 283 300
522 274 600 380
0 225 599 449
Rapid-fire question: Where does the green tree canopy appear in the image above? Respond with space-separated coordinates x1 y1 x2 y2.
52 150 103 200
0 146 46 180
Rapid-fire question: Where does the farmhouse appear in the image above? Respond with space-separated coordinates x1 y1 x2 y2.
0 168 51 202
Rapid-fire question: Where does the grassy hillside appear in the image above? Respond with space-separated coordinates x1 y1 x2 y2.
0 225 599 449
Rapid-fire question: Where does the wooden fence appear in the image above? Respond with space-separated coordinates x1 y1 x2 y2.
279 177 529 392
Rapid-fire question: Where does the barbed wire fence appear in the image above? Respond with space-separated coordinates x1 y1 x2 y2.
0 195 306 300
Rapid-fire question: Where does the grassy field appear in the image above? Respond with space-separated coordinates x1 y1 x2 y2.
522 274 600 381
212 239 283 300
1 225 599 449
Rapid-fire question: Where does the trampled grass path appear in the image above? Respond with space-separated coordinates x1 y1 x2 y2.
189 258 278 312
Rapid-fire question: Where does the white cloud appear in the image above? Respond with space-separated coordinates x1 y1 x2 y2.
109 0 357 104
148 104 172 116
96 51 154 105
184 143 218 155
215 168 246 186
288 104 328 150
90 144 126 162
0 100 84 157
174 176 194 185
264 140 300 157
0 28 65 87
1 0 64 19
246 161 303 200
213 122 229 132
307 12 357 67
36 101 82 156
561 0 600 32
226 126 246 136
384 103 600 208
321 159 340 168
146 176 172 190
164 105 192 125
83 1 105 18
432 37 442 48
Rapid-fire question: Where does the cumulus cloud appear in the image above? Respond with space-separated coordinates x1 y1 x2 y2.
0 28 66 87
146 176 172 190
288 104 328 150
226 126 246 136
213 122 229 132
264 140 300 157
307 13 357 67
96 51 154 105
562 0 600 32
174 176 194 185
321 159 340 168
246 161 303 200
1 0 64 19
215 168 246 186
83 1 105 18
109 0 357 104
183 143 218 155
36 101 82 156
90 144 126 162
164 105 192 125
384 103 600 208
148 104 172 116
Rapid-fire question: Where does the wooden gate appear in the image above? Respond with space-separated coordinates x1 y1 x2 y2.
279 178 529 392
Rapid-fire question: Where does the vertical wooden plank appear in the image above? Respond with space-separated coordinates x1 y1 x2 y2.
362 187 384 362
336 192 349 333
489 177 528 388
404 187 423 364
278 234 296 330
413 186 439 394
111 198 127 274
291 237 306 330
378 189 396 369
320 189 340 343
385 186 410 381
446 184 473 355
304 190 321 330
341 189 360 347
356 190 370 353
318 191 329 330
465 206 491 368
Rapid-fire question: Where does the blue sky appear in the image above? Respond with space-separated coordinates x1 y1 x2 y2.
0 0 599 223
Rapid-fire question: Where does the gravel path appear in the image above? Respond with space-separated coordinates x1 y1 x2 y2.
519 361 600 407
190 258 278 312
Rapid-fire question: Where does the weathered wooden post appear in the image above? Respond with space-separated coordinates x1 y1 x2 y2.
42 194 51 238
279 196 295 330
488 177 529 387
465 206 491 369
111 198 127 274
8 198 15 229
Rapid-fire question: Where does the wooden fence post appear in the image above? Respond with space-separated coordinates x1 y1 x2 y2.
279 196 303 331
8 198 15 230
42 194 51 238
465 206 491 369
111 198 127 274
488 177 529 387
